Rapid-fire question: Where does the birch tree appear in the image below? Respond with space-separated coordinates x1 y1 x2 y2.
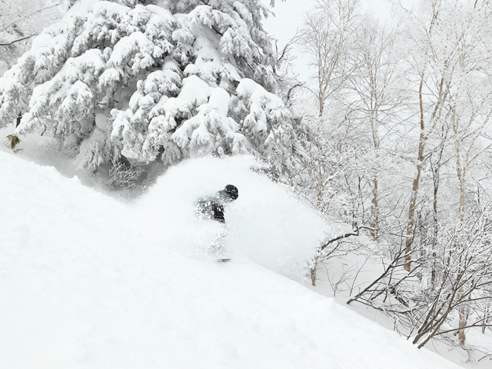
348 0 492 349
348 19 405 241
402 0 453 272
446 1 492 344
299 0 360 117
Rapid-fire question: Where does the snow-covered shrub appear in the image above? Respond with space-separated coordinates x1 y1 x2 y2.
106 159 147 191
0 0 296 177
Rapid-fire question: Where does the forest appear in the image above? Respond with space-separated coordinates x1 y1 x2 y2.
2 0 492 362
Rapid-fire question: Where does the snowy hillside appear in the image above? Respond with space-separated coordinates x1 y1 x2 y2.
0 150 462 369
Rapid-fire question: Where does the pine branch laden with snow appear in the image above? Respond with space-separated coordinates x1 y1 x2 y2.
0 0 295 174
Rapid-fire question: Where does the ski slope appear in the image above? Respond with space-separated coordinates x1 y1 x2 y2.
0 150 462 369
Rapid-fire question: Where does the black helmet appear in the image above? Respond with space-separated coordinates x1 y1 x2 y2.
225 184 239 200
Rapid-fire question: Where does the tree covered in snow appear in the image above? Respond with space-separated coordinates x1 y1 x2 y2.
0 0 297 176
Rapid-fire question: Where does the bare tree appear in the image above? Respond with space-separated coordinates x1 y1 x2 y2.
298 0 361 117
401 0 456 272
294 110 372 286
348 19 406 241
348 204 492 352
447 11 492 345
310 224 372 286
0 0 64 66
272 34 304 107
412 209 492 349
344 1 492 349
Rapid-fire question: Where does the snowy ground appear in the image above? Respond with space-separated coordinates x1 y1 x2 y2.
0 144 467 369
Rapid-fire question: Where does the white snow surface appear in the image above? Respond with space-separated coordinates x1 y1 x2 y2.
0 151 462 369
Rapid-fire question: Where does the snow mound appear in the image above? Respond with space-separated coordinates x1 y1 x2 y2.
0 151 461 369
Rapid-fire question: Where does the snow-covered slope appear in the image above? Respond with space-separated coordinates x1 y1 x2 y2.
0 150 461 369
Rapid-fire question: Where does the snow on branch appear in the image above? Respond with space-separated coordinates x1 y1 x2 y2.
0 0 292 175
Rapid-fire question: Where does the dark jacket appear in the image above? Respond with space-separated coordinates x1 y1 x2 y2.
195 190 234 223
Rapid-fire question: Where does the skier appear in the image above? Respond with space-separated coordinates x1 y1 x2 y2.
195 184 239 261
195 184 239 223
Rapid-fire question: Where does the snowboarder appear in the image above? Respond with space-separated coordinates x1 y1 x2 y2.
194 184 239 223
195 185 239 261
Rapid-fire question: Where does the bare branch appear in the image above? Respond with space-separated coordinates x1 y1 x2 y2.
0 34 35 47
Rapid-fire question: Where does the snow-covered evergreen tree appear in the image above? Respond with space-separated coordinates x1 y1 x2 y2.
0 0 296 175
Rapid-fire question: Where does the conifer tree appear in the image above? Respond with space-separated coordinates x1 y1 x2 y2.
0 0 296 175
